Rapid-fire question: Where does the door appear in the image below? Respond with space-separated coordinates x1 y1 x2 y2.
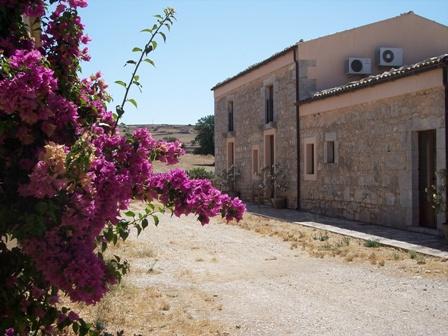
418 130 436 228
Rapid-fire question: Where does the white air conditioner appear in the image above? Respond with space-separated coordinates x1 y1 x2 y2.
378 47 403 67
346 57 372 75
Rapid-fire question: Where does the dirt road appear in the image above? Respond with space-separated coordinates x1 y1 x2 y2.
103 210 448 336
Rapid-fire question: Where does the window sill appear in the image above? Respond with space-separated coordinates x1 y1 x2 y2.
263 121 277 130
223 131 235 138
304 173 317 181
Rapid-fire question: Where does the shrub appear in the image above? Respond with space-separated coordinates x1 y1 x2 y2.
187 167 214 180
0 2 245 334
364 239 381 248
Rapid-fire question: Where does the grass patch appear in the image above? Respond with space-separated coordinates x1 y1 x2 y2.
224 213 448 278
409 250 417 259
364 239 381 248
313 231 329 241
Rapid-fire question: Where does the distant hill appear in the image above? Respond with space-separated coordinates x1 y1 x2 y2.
124 124 198 153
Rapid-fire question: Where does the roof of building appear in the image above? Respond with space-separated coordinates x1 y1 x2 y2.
300 54 448 103
210 44 296 91
210 11 445 92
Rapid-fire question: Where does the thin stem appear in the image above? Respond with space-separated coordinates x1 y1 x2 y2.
113 10 174 129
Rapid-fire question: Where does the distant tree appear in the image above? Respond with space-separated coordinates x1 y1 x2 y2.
193 115 215 155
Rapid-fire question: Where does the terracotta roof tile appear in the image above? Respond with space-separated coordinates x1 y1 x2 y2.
302 54 448 103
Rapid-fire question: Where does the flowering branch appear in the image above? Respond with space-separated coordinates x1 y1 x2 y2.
0 2 245 334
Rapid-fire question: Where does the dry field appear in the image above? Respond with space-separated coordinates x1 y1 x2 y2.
152 153 214 174
67 205 448 336
126 124 197 153
125 124 215 174
65 127 447 335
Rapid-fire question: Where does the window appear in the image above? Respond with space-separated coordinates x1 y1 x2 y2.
325 141 335 163
252 148 259 175
227 101 234 132
324 133 337 164
227 141 234 168
264 134 275 169
306 143 315 174
304 137 317 180
265 85 274 124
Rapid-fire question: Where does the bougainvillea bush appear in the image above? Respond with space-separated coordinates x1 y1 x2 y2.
0 1 245 334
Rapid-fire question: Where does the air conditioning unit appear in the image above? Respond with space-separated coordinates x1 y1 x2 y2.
378 47 403 67
346 57 372 75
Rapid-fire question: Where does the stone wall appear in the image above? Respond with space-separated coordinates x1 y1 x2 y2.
215 63 298 208
300 87 446 228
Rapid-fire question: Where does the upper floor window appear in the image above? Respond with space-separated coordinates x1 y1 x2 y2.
265 85 274 124
324 133 337 164
324 140 335 164
227 101 234 132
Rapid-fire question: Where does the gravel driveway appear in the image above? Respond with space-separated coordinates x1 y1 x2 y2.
126 210 448 336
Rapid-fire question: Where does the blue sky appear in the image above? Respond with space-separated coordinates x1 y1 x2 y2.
80 0 448 125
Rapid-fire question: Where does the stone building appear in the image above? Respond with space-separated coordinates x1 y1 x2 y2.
212 12 448 233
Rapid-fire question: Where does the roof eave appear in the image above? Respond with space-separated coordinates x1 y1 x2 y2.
211 45 296 91
300 56 448 104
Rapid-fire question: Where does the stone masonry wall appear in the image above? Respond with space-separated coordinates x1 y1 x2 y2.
215 63 298 208
300 87 446 228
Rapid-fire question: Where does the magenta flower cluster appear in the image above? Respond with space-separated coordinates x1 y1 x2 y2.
148 169 245 224
0 0 245 332
0 49 78 145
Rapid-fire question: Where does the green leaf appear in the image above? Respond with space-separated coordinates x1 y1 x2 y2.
132 47 142 52
124 210 135 217
145 45 153 54
142 218 149 229
154 14 163 19
72 323 79 334
115 105 125 118
126 60 136 65
114 80 127 88
144 58 155 66
151 41 158 50
127 99 138 108
141 28 152 33
159 31 166 42
153 215 159 226
164 23 171 31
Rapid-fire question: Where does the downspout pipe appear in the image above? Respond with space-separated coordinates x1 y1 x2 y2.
443 65 448 224
293 46 300 209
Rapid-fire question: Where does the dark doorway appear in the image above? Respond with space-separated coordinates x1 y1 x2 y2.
418 130 437 228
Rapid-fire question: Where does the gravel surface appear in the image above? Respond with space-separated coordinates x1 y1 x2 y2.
127 210 448 336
